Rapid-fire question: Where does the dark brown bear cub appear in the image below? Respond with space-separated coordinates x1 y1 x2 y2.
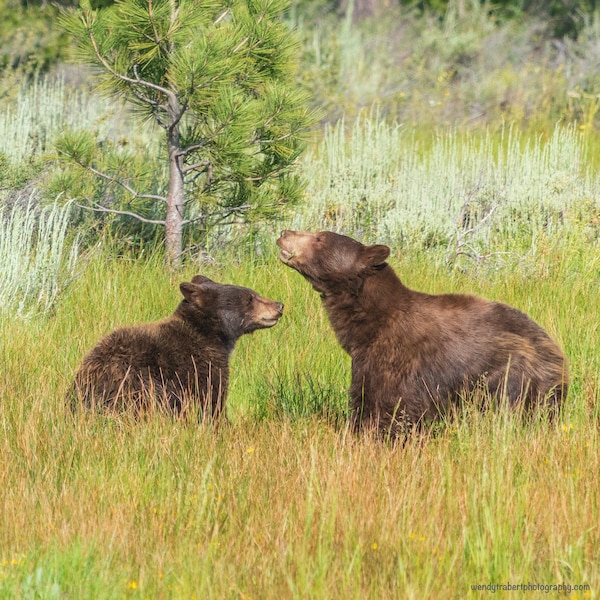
72 275 283 418
277 230 568 438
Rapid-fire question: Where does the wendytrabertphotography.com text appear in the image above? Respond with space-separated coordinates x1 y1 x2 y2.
470 582 590 594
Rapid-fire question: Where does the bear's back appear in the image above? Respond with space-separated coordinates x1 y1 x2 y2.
72 316 229 413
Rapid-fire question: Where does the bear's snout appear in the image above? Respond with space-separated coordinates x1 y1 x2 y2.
276 231 294 262
254 297 284 328
277 230 311 264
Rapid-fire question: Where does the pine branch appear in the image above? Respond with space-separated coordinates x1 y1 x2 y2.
213 9 230 25
176 143 207 159
186 164 213 192
147 0 165 51
181 203 251 226
84 14 177 108
243 165 288 182
182 160 211 174
76 201 166 225
71 156 168 204
176 109 237 159
85 167 168 204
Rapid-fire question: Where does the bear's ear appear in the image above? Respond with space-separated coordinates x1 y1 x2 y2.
180 282 198 302
191 274 214 285
362 244 390 267
180 282 210 305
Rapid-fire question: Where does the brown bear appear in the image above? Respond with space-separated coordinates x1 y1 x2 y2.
71 275 283 419
277 230 568 438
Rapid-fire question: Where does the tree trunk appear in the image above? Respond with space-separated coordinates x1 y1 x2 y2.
165 100 185 269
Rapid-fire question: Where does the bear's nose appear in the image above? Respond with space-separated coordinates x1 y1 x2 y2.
275 302 284 314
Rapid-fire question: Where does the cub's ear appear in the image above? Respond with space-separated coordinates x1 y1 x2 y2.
180 282 208 303
191 274 214 285
363 244 390 267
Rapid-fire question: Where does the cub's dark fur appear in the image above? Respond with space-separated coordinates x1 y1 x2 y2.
71 275 283 418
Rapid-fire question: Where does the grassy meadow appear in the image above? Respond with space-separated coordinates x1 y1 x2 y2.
3 4 600 597
0 235 599 598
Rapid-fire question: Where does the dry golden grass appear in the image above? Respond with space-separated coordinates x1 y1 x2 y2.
0 251 598 598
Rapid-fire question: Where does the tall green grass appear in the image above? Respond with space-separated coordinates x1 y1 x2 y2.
0 77 103 165
296 116 599 271
295 2 600 130
0 239 598 597
0 198 79 318
4 49 600 269
0 76 154 167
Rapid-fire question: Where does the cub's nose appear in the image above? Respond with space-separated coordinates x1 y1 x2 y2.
275 302 284 314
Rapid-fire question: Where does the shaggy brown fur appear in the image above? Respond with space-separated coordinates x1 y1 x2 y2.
71 275 283 419
277 230 568 438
